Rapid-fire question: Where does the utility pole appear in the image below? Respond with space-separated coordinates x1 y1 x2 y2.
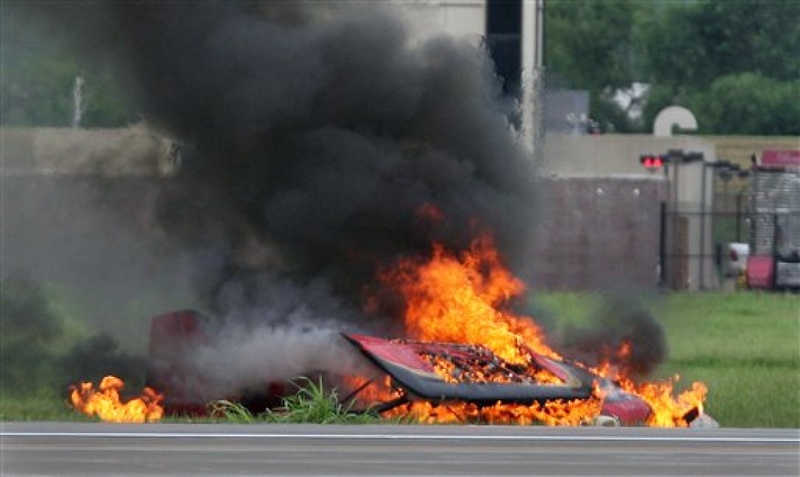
72 75 85 129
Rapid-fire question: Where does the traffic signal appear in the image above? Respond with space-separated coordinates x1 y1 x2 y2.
640 154 667 169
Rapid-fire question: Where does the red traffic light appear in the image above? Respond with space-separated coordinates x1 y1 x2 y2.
640 154 666 169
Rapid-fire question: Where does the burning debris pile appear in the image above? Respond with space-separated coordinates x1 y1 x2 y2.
338 233 709 427
393 340 564 386
24 1 711 426
344 334 707 427
125 230 710 428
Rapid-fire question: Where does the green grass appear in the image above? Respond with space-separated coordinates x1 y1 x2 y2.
662 293 798 362
0 389 90 422
208 377 384 424
658 292 799 428
2 292 797 427
533 291 798 428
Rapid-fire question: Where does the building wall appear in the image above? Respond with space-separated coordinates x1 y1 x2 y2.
540 133 715 177
539 134 720 290
392 0 486 42
528 176 665 291
1 125 175 176
3 124 721 292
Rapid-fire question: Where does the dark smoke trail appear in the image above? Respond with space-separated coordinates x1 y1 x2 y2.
20 1 540 389
35 0 538 322
16 2 673 397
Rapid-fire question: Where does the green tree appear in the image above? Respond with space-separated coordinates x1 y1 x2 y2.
693 73 800 135
637 0 800 134
640 0 799 88
1 4 139 127
544 0 648 132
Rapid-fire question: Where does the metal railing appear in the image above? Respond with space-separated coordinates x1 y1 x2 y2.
659 191 754 290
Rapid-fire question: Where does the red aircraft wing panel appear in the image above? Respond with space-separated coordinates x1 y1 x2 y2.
343 333 593 405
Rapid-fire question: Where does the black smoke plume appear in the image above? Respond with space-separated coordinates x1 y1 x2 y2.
32 0 537 325
13 2 672 397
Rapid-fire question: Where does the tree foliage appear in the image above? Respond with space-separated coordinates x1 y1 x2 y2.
2 1 797 134
1 4 139 127
546 0 799 135
545 0 641 92
635 0 799 134
639 0 799 88
693 73 800 135
544 0 645 132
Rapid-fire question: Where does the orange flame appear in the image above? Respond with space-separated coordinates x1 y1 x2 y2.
619 377 708 427
377 234 557 363
69 375 164 423
369 231 708 427
384 398 604 426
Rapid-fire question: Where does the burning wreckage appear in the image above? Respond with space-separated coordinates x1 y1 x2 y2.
50 2 712 428
72 237 714 428
133 310 708 428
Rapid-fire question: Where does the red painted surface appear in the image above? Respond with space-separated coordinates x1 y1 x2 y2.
345 334 435 373
746 256 775 288
761 149 800 167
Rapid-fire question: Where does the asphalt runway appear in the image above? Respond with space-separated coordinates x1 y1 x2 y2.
2 422 798 476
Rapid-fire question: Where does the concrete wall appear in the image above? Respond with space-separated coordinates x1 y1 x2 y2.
3 127 721 292
392 0 486 43
540 133 716 177
1 125 175 176
539 133 719 290
528 176 665 291
3 169 666 300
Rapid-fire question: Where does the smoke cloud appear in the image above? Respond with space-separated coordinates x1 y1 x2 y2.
36 0 538 317
188 322 376 403
17 0 541 388
11 2 672 396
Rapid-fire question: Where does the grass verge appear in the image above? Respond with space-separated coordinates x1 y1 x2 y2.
208 377 384 424
2 291 797 427
659 292 798 428
533 291 799 428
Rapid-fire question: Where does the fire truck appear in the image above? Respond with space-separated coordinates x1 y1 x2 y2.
746 150 800 290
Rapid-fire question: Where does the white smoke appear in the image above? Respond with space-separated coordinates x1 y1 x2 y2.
187 320 374 399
